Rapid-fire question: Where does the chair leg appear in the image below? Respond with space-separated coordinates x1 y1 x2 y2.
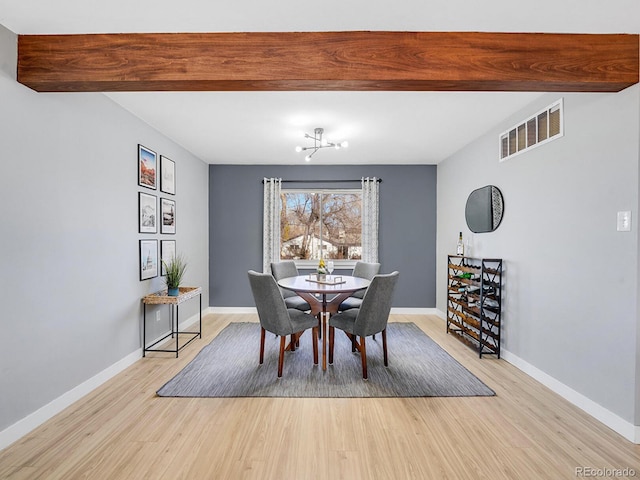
351 334 356 352
317 314 322 339
278 335 286 377
290 333 296 352
312 327 319 365
259 327 266 364
382 328 388 367
360 336 368 379
328 326 335 364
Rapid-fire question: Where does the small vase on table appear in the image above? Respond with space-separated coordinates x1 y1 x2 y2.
317 259 327 280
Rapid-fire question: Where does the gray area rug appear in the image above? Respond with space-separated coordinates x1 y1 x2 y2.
156 322 495 398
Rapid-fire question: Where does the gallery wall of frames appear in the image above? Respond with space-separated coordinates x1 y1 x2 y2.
137 144 177 281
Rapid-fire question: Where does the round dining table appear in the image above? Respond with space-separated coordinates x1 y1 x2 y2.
277 274 370 370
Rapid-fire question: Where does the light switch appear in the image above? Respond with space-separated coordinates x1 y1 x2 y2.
617 211 632 232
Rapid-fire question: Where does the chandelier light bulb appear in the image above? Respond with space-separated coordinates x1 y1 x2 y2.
295 146 302 153
305 155 311 162
340 141 349 148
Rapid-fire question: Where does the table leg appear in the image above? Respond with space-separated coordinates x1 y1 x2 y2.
143 304 146 357
322 311 327 370
175 305 179 358
170 306 174 338
322 294 329 371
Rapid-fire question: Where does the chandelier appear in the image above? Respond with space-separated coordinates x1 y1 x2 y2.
295 127 349 161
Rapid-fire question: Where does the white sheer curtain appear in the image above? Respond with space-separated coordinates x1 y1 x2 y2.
263 178 281 273
361 177 379 263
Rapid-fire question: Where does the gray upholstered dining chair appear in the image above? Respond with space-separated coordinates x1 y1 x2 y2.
248 270 318 377
338 261 381 311
329 271 399 379
271 261 312 312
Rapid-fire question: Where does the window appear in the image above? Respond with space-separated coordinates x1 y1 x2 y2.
280 189 362 265
499 98 564 161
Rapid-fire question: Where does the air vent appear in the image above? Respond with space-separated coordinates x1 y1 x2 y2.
499 99 563 161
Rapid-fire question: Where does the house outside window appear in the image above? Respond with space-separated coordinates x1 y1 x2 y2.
280 189 362 268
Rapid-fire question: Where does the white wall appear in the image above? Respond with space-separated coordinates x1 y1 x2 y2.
636 92 640 426
437 88 640 434
0 24 209 442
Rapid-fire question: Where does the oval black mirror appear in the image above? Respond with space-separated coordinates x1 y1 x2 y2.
465 185 504 233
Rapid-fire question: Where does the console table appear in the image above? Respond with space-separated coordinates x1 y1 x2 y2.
142 286 202 357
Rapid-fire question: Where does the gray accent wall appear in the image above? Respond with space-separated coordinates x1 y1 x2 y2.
209 164 437 308
0 24 209 434
437 88 640 425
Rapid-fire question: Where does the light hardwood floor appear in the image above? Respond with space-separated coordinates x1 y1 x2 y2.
1 313 639 479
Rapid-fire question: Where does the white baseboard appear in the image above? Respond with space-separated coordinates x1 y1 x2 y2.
432 312 639 443
500 349 639 444
0 309 207 452
210 307 438 315
5 307 637 452
0 348 141 452
211 306 257 314
390 307 438 315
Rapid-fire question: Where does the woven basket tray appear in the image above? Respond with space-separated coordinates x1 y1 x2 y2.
142 286 201 305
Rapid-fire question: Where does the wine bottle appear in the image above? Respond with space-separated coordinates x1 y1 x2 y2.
456 232 464 256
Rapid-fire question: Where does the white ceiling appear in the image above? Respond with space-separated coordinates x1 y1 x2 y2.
2 0 638 164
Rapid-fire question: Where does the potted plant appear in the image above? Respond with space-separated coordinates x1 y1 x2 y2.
163 254 187 296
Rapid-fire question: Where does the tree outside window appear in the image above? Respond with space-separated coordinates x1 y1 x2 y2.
280 190 362 261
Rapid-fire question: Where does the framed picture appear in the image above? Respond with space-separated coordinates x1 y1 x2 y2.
161 240 176 275
139 239 158 280
138 144 157 190
138 192 157 233
160 156 176 195
161 198 176 234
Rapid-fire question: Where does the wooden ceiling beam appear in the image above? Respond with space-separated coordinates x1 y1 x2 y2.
17 31 639 93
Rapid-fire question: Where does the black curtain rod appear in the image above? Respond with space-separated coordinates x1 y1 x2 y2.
262 178 382 184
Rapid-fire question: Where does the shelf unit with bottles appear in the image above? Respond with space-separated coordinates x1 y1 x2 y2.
446 255 502 358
